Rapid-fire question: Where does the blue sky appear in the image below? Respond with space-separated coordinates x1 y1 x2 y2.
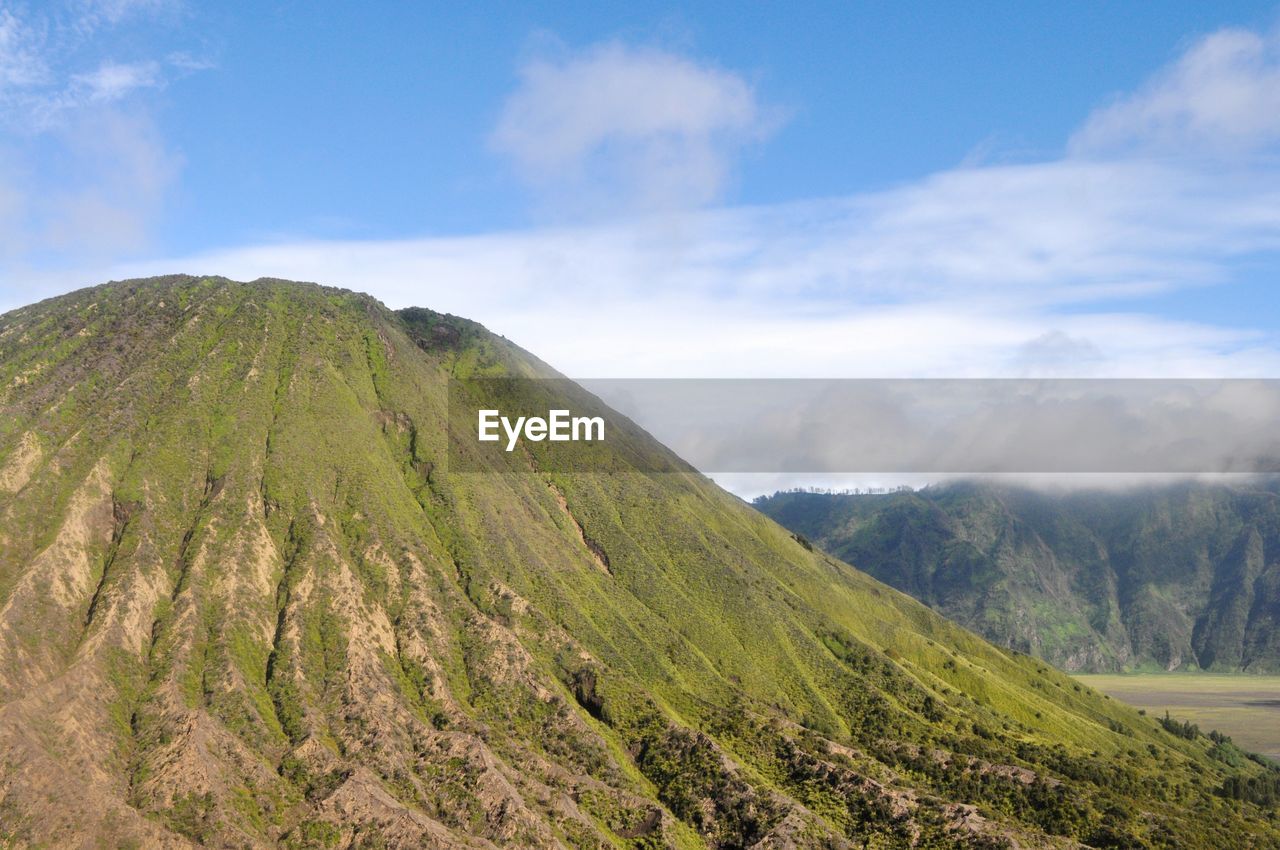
3 0 1280 381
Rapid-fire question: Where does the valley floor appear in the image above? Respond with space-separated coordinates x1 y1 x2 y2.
1076 673 1280 761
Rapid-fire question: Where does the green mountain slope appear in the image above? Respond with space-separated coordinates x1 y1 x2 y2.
1 277 1278 849
755 482 1280 674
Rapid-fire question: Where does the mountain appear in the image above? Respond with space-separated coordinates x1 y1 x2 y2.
755 482 1280 674
1 277 1279 849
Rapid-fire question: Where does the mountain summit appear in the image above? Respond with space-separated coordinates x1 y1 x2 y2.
1 277 1277 848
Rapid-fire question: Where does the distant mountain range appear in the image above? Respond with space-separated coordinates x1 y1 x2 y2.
756 481 1280 674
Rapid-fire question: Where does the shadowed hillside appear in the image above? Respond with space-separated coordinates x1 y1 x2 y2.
756 482 1280 674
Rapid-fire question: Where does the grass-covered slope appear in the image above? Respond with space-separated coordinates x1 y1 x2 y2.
755 483 1280 675
1 277 1279 849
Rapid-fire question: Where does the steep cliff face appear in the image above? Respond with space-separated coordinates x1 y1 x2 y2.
757 482 1280 674
1 277 1277 849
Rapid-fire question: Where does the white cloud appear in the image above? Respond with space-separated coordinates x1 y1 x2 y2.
70 59 161 102
15 26 1261 386
1 2 178 122
0 8 49 94
492 41 777 215
0 1 193 274
39 108 181 252
1071 26 1280 156
72 0 175 31
165 50 213 72
92 155 1280 380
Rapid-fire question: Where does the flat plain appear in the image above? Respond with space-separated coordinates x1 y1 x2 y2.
1076 674 1280 761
